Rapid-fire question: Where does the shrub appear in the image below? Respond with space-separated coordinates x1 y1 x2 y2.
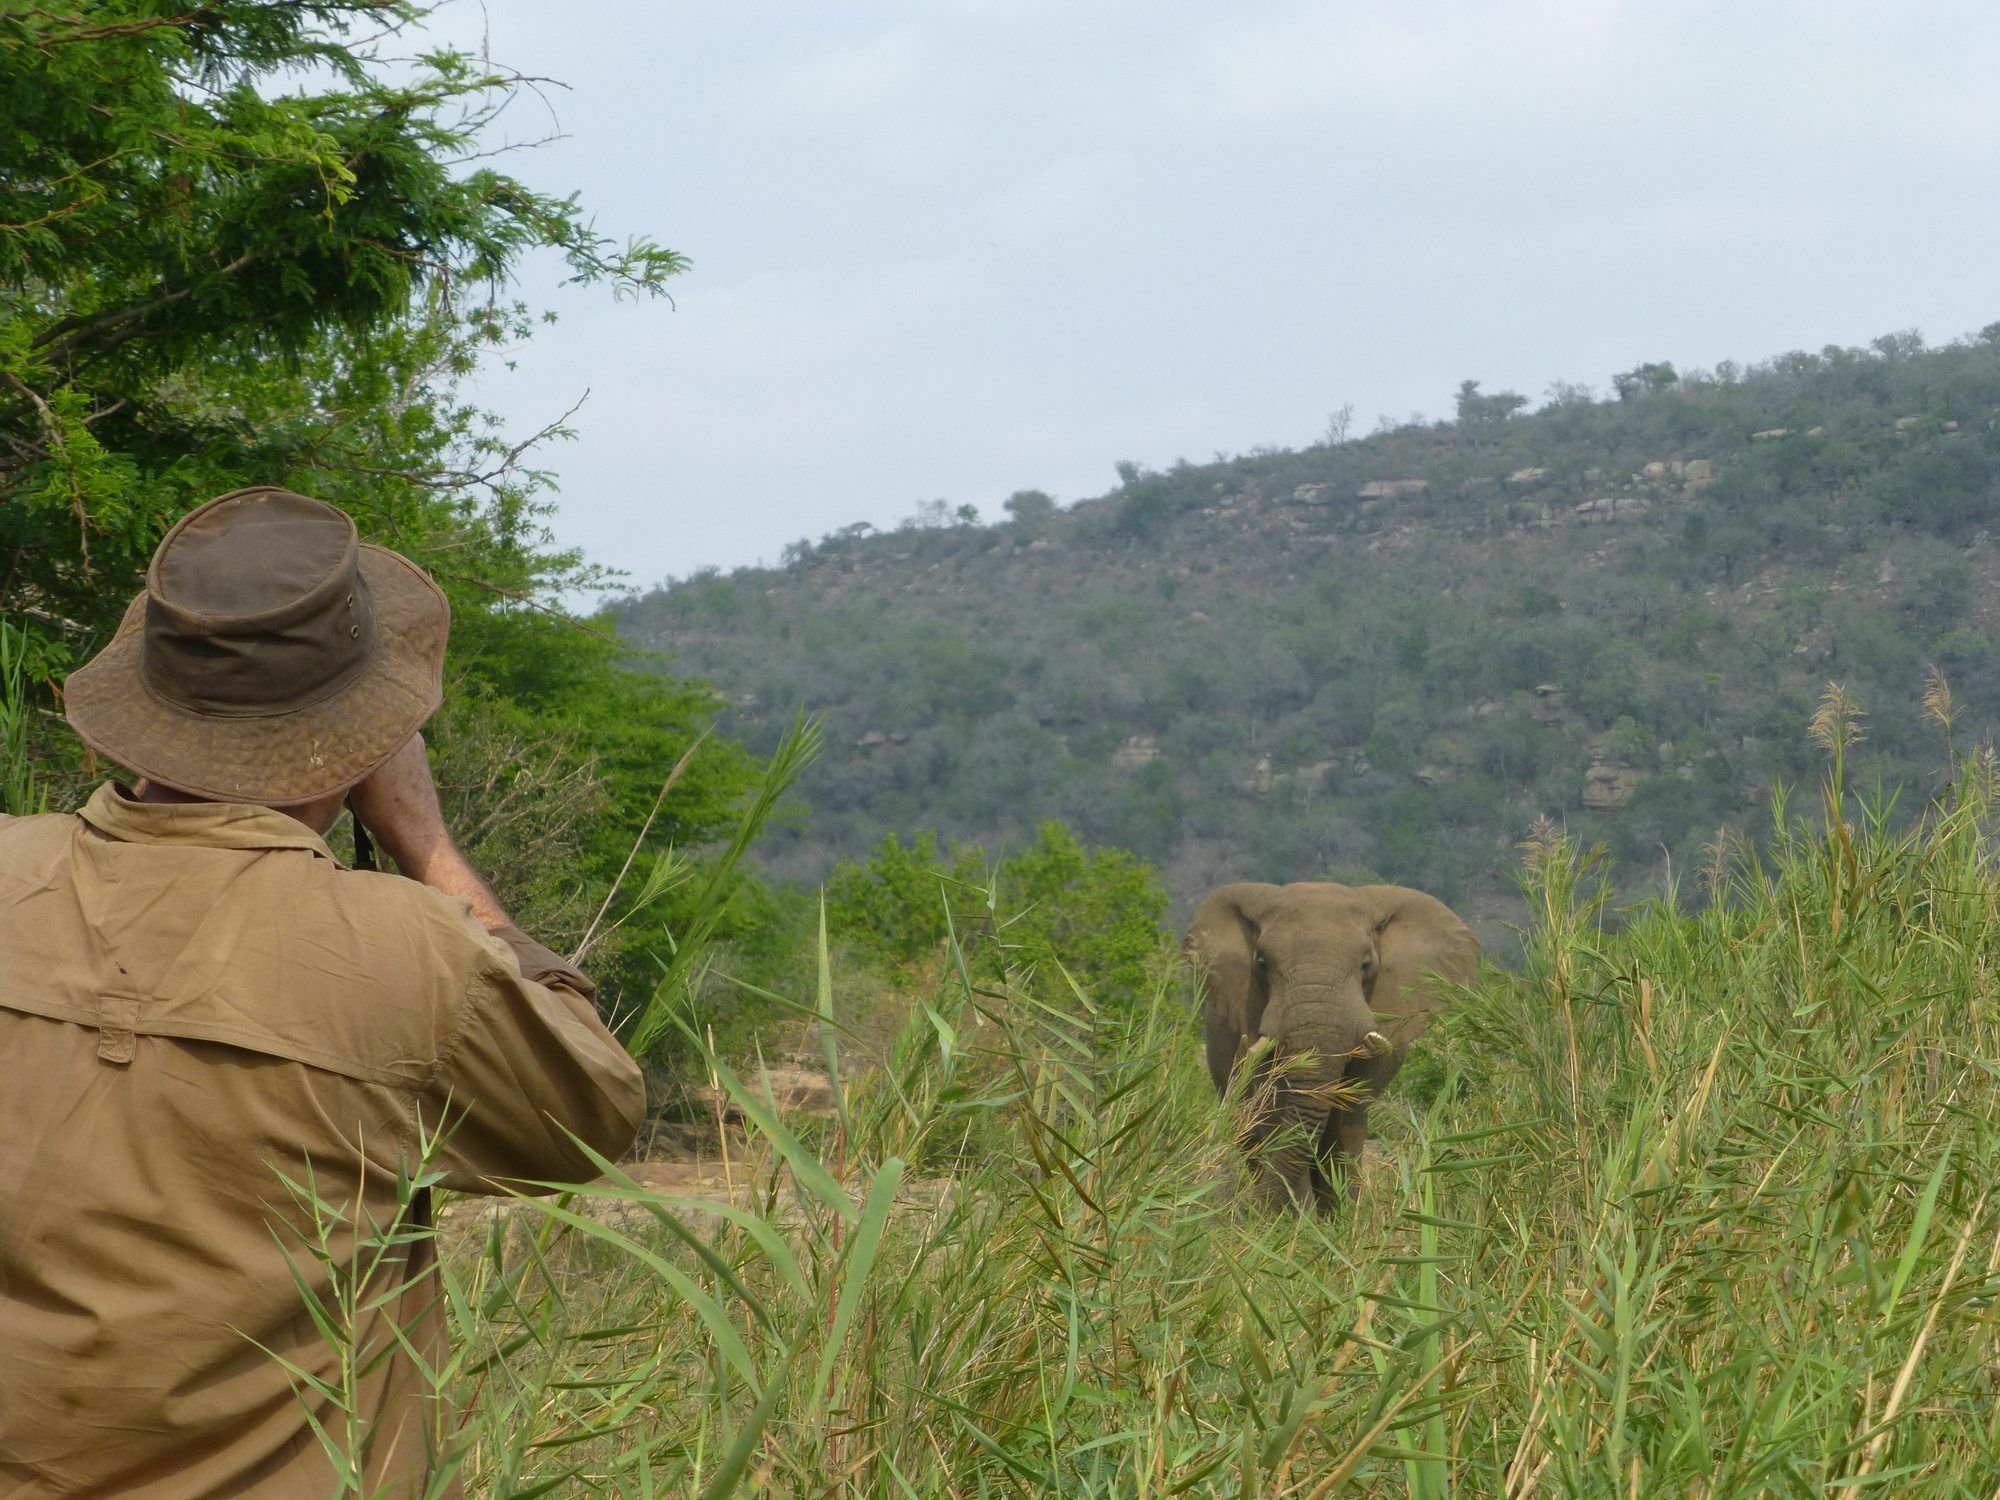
825 820 1170 1004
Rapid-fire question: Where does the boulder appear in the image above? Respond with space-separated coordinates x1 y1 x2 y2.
1682 458 1715 489
1291 482 1332 504
1110 735 1162 771
1238 756 1276 796
1582 764 1645 811
1266 758 1340 792
1894 415 1925 431
1574 496 1649 524
1751 428 1790 441
1506 467 1550 486
1356 479 1429 500
856 729 890 750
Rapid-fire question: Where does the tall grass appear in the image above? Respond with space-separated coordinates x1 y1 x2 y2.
318 698 2000 1495
0 618 44 816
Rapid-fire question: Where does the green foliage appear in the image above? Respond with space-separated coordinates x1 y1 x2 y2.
616 715 824 1069
0 618 41 816
823 830 989 969
826 819 1170 1003
620 326 2000 935
0 2 680 643
0 3 764 1034
1001 488 1057 530
996 821 1170 997
312 735 2000 1493
1455 378 1529 424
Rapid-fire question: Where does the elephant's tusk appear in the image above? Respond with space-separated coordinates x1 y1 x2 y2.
1361 1030 1393 1058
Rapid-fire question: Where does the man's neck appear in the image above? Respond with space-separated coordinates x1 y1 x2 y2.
132 778 204 806
130 778 345 836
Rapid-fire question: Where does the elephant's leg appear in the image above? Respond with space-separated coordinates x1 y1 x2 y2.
1256 1131 1318 1209
1238 1075 1323 1209
1311 1105 1371 1212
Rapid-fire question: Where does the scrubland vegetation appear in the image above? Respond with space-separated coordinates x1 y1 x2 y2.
620 329 2000 944
297 703 2000 1495
12 9 2000 1497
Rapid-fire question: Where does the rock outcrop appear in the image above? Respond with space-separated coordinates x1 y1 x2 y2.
1574 496 1650 524
1357 479 1429 500
1111 735 1163 771
1582 763 1645 810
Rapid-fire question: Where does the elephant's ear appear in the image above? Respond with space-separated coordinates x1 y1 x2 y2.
1359 886 1479 1023
1185 883 1284 1036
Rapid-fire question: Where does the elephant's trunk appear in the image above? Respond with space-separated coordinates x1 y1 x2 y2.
1267 984 1379 1081
1244 984 1379 1206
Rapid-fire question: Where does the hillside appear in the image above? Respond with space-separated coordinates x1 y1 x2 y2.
610 327 2000 940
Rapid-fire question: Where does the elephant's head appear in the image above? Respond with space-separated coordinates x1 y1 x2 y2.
1186 881 1477 1207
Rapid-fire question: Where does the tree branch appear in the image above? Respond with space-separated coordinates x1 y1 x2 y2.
32 253 256 365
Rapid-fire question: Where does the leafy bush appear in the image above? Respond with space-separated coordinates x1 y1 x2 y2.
995 821 1171 998
826 820 1170 1002
823 831 990 968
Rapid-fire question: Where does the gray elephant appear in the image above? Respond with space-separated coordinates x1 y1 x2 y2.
1186 882 1478 1210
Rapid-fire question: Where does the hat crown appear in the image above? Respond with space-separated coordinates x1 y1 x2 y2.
155 493 355 620
141 489 376 718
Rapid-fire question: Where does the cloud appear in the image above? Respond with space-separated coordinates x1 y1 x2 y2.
1147 0 1628 131
980 151 1129 246
710 25 971 180
424 0 2000 582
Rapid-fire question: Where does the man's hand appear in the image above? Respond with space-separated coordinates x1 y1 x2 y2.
348 733 510 931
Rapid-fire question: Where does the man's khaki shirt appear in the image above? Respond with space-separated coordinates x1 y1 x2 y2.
0 786 646 1498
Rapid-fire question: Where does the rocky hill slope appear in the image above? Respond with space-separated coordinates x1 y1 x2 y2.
610 328 2000 941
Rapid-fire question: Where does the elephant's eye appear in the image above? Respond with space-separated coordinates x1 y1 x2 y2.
1362 953 1378 976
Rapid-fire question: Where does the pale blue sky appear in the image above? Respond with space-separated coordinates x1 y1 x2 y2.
418 0 2000 587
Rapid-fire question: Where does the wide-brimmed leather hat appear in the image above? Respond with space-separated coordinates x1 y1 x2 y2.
65 487 450 803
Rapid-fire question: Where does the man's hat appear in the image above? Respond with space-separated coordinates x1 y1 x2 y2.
65 488 450 803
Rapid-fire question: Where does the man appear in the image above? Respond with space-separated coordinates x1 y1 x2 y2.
0 489 646 1497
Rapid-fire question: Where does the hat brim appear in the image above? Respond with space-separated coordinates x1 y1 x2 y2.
64 545 451 804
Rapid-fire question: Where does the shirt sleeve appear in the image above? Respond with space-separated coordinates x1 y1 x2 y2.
423 923 646 1194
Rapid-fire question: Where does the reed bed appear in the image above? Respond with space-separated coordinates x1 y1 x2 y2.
290 698 2000 1496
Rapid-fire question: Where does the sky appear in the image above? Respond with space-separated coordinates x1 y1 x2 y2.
413 0 2000 589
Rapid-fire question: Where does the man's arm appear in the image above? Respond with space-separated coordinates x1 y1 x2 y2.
349 734 645 1187
346 733 510 931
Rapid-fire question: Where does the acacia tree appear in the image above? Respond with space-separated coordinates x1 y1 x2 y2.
0 2 759 998
0 1 678 640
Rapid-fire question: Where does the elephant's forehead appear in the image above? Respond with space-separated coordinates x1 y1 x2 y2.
1279 889 1375 921
1265 897 1375 941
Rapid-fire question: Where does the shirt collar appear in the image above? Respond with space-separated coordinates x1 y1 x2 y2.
77 781 340 863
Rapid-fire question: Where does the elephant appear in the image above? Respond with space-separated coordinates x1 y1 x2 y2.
1185 881 1478 1210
